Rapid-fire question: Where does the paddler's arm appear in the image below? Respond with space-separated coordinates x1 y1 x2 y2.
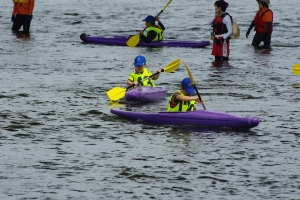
176 95 204 103
126 76 139 86
126 79 139 86
140 31 157 43
156 16 165 31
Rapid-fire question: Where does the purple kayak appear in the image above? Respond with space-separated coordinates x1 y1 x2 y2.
80 33 210 48
125 86 167 102
111 109 260 130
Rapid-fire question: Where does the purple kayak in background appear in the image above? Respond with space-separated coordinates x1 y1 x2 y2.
111 109 260 130
125 86 167 102
80 33 210 48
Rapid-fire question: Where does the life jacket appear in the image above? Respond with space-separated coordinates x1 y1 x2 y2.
12 0 29 4
129 68 155 87
167 90 196 112
145 26 164 41
254 9 273 34
212 13 232 35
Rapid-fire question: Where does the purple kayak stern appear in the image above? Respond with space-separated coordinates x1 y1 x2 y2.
125 86 167 102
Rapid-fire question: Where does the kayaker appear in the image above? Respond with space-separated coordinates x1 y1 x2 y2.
246 0 273 48
167 78 204 112
11 0 35 35
139 15 165 43
208 0 232 62
126 55 161 87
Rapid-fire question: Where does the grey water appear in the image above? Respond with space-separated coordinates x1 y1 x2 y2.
1 0 299 199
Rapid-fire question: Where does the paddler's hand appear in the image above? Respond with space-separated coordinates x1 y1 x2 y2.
155 16 160 22
133 81 139 86
156 69 162 74
139 30 144 35
196 97 204 104
152 69 161 80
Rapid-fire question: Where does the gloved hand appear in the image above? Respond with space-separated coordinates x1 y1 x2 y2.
246 29 251 38
214 37 224 45
25 15 32 23
11 15 15 22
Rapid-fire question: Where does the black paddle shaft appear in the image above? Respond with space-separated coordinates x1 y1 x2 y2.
193 85 206 110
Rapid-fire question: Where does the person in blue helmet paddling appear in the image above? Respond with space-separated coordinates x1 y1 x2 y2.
139 15 165 43
126 55 162 87
167 78 204 112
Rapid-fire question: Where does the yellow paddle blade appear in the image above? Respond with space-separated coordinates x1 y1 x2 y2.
293 63 300 76
162 0 172 11
182 60 195 84
164 58 180 73
126 35 140 47
106 87 126 101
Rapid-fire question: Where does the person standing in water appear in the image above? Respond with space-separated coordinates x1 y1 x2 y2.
246 0 273 48
11 0 35 35
208 0 232 62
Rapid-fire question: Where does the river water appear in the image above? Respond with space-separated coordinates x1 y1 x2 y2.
1 0 299 199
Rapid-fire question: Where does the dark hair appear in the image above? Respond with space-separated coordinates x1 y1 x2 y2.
214 0 229 12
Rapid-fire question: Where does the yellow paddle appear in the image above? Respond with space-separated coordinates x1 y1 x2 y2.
182 60 206 110
126 0 172 47
293 64 300 76
107 58 180 101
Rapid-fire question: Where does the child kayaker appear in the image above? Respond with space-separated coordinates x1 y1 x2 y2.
167 78 204 112
126 55 161 87
140 15 165 43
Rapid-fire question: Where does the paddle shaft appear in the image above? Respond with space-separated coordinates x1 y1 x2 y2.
193 85 206 110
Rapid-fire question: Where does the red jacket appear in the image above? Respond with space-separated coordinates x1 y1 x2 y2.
12 0 35 15
254 8 273 34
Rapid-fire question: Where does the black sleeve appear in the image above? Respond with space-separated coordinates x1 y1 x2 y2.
248 20 255 31
140 30 157 43
158 21 165 31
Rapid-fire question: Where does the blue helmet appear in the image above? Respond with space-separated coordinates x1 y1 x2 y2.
142 15 156 23
134 55 146 67
181 78 196 95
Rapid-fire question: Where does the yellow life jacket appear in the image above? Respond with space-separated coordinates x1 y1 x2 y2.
12 0 29 4
145 26 164 41
128 68 155 87
167 90 196 112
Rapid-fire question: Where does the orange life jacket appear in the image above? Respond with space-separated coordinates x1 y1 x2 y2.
254 9 273 34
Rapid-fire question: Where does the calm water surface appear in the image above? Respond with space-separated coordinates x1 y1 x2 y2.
1 0 300 199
